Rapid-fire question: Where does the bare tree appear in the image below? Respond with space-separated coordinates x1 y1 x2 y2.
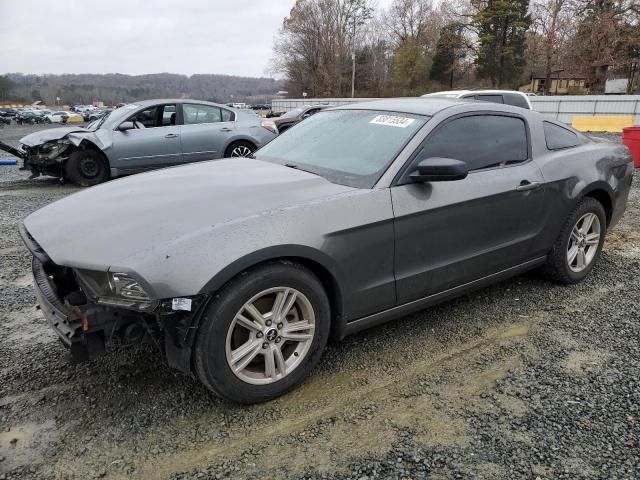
530 0 573 94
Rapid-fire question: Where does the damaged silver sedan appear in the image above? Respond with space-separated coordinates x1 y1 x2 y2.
3 99 277 186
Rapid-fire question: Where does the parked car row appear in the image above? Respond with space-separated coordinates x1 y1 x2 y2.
0 108 85 125
18 96 634 403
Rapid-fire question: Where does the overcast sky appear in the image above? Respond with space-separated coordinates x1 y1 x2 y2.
0 0 394 78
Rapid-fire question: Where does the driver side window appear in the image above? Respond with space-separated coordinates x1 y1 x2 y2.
129 104 177 128
416 115 529 171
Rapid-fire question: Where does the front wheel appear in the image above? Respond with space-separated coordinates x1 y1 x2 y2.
542 197 606 284
64 150 109 187
193 262 330 404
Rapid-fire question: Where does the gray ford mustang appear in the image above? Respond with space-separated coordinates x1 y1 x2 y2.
20 98 633 403
9 99 276 186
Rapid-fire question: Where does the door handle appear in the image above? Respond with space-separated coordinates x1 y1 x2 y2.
164 133 179 139
220 127 232 132
516 180 541 191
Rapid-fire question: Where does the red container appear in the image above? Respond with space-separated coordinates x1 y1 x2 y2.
622 126 640 168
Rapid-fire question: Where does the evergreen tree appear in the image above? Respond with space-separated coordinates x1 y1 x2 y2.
472 0 531 87
430 23 466 87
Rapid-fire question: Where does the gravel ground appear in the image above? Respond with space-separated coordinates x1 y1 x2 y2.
0 125 638 479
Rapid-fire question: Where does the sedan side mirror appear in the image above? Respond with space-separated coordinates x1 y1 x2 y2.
410 157 468 182
118 121 135 132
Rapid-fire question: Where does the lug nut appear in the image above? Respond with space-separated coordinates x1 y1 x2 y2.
256 332 263 338
265 320 272 326
262 342 269 349
275 336 281 343
277 322 283 329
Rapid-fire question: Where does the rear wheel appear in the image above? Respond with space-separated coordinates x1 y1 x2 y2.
224 140 256 158
542 197 606 284
64 150 109 187
193 262 330 404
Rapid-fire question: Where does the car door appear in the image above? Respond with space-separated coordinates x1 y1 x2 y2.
110 103 181 172
180 103 236 162
391 113 547 304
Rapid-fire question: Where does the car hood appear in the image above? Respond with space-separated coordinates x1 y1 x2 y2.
19 127 93 146
23 159 355 270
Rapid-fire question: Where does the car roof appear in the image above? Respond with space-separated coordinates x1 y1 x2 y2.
330 97 468 116
127 99 231 108
422 89 528 98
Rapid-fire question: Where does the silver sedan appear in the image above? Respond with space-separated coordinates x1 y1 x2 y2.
11 99 277 186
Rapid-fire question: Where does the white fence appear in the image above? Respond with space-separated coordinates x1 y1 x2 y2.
272 95 640 124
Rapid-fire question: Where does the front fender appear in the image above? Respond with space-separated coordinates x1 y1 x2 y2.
198 244 345 295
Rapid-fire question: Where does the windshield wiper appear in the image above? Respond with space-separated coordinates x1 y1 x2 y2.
284 163 321 177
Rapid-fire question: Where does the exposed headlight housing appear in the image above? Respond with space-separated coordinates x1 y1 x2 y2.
74 269 157 311
108 272 150 301
261 119 278 134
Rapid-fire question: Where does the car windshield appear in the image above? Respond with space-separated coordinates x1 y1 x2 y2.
280 107 304 119
256 109 428 188
89 110 112 130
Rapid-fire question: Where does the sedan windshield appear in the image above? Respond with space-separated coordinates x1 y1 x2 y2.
256 110 427 188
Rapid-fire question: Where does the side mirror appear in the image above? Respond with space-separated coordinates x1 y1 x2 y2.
409 157 468 182
118 121 135 131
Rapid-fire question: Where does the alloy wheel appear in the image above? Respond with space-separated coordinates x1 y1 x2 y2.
230 145 254 157
225 287 315 385
567 212 601 273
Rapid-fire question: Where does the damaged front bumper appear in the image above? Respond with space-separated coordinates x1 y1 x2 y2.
21 223 208 373
20 140 74 177
0 139 73 178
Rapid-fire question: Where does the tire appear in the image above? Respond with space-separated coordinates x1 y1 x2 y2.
542 197 606 284
193 261 331 404
224 140 256 158
63 150 109 187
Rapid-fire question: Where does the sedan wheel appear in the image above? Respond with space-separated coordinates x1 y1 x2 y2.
224 140 256 158
567 212 601 273
230 145 253 157
225 287 315 385
194 261 330 404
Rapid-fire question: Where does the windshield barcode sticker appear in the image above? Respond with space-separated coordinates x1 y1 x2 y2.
370 115 415 128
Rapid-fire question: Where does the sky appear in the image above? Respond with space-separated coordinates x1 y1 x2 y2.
0 0 394 79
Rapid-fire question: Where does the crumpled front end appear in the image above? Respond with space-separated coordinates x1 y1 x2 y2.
19 139 75 178
20 222 209 373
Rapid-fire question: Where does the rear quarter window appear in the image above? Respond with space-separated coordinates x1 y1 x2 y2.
504 93 530 109
543 121 580 150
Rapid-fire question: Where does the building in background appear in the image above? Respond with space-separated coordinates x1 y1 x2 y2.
526 72 589 95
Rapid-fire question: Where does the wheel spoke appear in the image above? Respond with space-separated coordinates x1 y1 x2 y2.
230 339 262 373
235 314 260 332
576 248 586 269
272 289 297 322
244 303 265 328
273 346 286 377
585 233 600 245
282 319 314 342
570 227 581 243
580 214 595 234
264 347 277 379
567 245 579 265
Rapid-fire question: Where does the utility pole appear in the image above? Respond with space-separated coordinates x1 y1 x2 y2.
351 14 356 98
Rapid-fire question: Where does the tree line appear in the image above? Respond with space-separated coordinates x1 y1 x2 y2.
270 0 640 97
0 73 283 105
